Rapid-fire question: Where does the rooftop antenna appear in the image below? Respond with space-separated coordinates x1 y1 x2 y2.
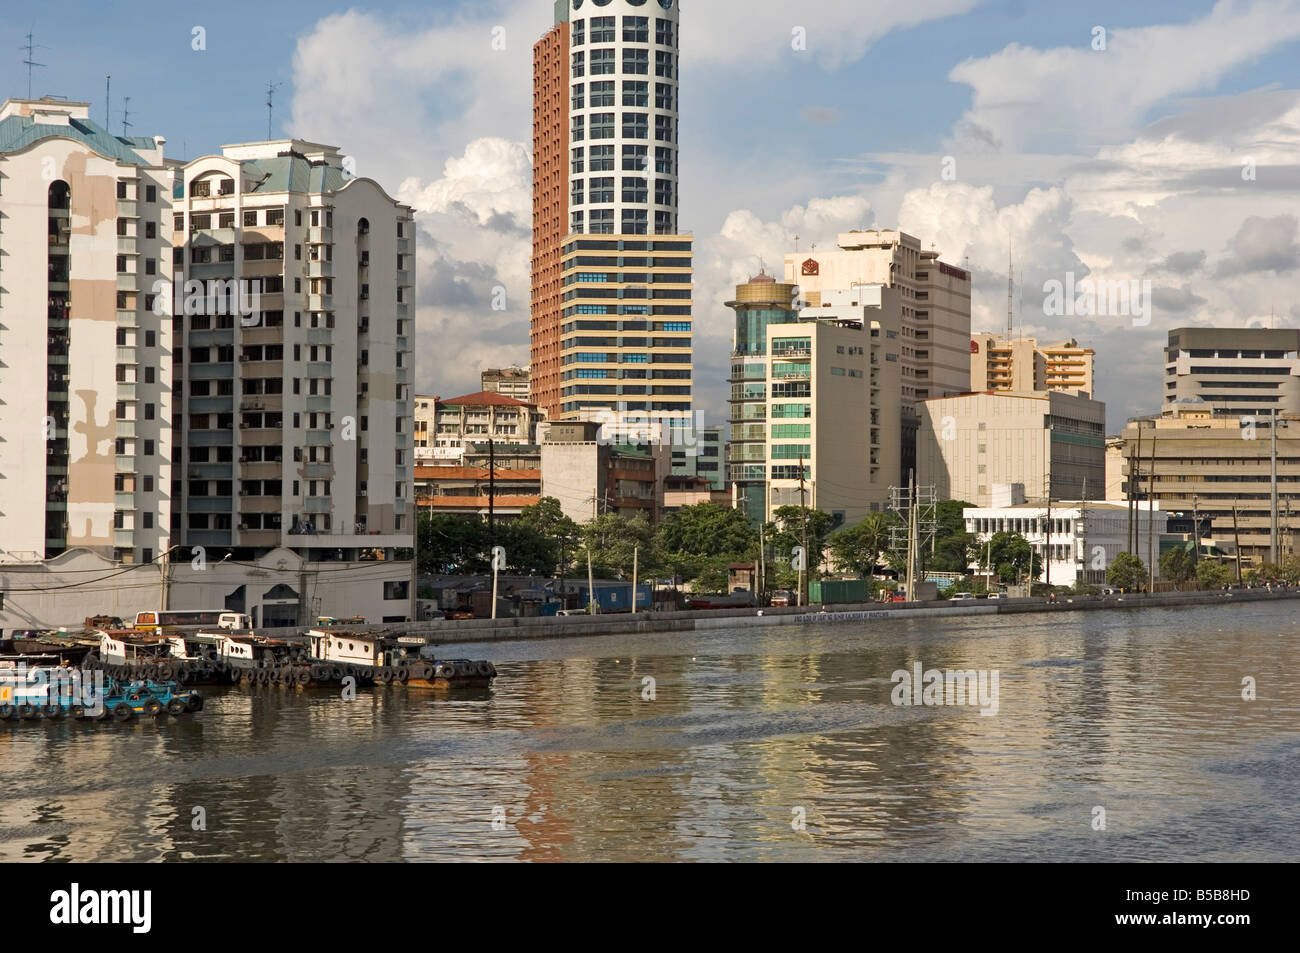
104 75 110 127
121 96 132 138
21 32 46 99
794 234 800 253
1005 238 1014 343
265 81 282 140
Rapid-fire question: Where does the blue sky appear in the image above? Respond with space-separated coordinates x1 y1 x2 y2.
8 0 1300 428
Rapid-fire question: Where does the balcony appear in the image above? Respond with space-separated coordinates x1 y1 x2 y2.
115 454 135 472
115 419 136 439
304 430 332 446
116 309 138 328
188 497 233 514
304 497 331 514
307 293 333 311
396 270 412 286
116 200 138 218
307 260 334 278
116 273 139 291
113 528 135 548
397 237 411 254
303 462 332 479
116 382 137 401
307 226 333 244
116 345 137 364
114 491 135 509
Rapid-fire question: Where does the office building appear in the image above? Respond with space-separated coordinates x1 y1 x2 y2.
670 424 724 490
917 390 1106 506
970 335 1095 396
531 0 695 446
784 229 971 481
1164 327 1300 416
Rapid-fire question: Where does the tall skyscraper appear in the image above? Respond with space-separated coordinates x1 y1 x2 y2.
531 0 694 446
0 98 174 562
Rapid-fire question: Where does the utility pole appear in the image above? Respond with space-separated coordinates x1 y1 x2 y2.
1233 503 1243 585
1271 408 1280 564
488 438 496 534
1044 473 1052 590
631 545 639 616
798 457 809 608
587 545 596 614
1147 431 1156 593
1131 425 1143 554
1192 493 1200 568
757 522 766 607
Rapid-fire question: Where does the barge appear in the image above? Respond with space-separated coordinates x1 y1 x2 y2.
0 662 203 723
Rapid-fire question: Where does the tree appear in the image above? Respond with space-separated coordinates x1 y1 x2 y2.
981 531 1040 584
770 505 835 574
417 513 490 575
654 502 756 583
1107 552 1147 591
924 500 978 573
1159 547 1195 586
513 497 580 575
828 513 896 577
582 512 653 579
1195 559 1234 589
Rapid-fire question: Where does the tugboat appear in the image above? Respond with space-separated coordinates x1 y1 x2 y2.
0 662 203 723
304 628 497 689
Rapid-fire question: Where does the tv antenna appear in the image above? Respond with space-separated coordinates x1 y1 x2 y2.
21 32 46 99
265 81 282 140
121 96 133 137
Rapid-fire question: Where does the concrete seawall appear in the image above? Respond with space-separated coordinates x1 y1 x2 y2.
257 587 1300 647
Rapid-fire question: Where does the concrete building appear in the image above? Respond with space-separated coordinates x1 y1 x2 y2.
670 424 724 490
0 97 174 563
964 501 1168 588
1120 406 1300 564
481 365 531 400
170 137 415 560
0 546 416 631
413 391 542 463
1164 327 1300 416
784 229 971 482
539 419 664 524
970 335 1095 396
917 391 1107 506
414 444 542 519
531 0 694 448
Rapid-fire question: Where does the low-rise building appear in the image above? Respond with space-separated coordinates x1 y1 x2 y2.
481 365 531 400
964 501 1168 588
539 420 666 524
414 391 543 463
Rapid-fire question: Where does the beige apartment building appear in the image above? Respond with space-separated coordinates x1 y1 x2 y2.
481 365 531 400
970 335 1095 395
917 390 1106 506
170 138 415 557
1164 326 1300 416
0 98 174 563
784 229 971 481
1120 406 1300 564
413 390 542 463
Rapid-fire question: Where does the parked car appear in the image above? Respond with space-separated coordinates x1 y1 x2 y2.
949 592 976 602
985 592 1005 600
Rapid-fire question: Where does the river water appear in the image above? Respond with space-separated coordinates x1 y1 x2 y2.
1 601 1297 862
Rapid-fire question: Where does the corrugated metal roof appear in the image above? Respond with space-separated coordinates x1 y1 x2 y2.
0 115 150 165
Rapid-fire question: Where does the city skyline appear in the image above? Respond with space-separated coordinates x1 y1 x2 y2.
8 0 1300 431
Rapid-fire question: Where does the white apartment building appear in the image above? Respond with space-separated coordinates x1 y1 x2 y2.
917 390 1107 506
964 501 1168 587
170 138 415 559
0 98 174 563
413 390 542 463
481 365 531 400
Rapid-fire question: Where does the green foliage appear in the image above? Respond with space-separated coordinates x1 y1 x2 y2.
1195 559 1234 589
418 513 491 575
1106 552 1147 591
926 500 978 573
582 512 653 579
977 531 1041 584
1158 547 1195 586
828 512 896 577
654 502 756 583
770 505 835 571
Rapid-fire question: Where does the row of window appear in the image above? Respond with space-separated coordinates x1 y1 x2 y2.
564 368 690 380
571 209 676 235
564 304 691 317
573 145 675 175
572 177 676 206
572 113 676 143
572 49 675 78
563 352 691 365
562 287 690 300
562 337 690 348
562 385 691 396
573 80 675 111
562 319 690 331
572 15 675 47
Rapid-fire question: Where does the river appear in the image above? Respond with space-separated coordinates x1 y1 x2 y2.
1 600 1296 861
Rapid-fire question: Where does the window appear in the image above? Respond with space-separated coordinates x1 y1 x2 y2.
591 48 615 75
590 145 614 171
571 147 585 174
623 80 648 107
219 211 235 229
144 439 156 456
590 210 614 234
145 403 156 420
656 18 674 46
654 210 674 234
590 80 615 107
622 209 648 234
571 115 584 142
591 16 615 43
145 185 157 203
655 83 674 110
572 51 585 77
572 83 585 110
623 145 648 171
622 177 647 203
655 51 674 77
655 115 673 142
624 16 649 41
267 208 284 227
624 48 649 74
589 177 614 203
591 112 615 139
571 179 584 206
654 179 673 206
623 112 648 139
243 210 258 226
145 221 157 239
383 581 410 601
571 211 585 233
655 147 674 174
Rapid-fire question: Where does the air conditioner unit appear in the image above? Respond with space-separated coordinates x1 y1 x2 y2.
272 454 283 462
326 423 334 430
237 523 249 531
238 355 249 362
239 422 249 429
238 490 249 496
359 252 370 266
359 293 369 300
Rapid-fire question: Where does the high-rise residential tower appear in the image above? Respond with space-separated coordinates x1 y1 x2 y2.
170 138 415 558
0 98 174 563
531 0 694 446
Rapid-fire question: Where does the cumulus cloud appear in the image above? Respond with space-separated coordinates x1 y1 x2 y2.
1215 214 1300 276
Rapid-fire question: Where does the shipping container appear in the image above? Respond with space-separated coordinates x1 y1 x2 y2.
809 579 871 605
